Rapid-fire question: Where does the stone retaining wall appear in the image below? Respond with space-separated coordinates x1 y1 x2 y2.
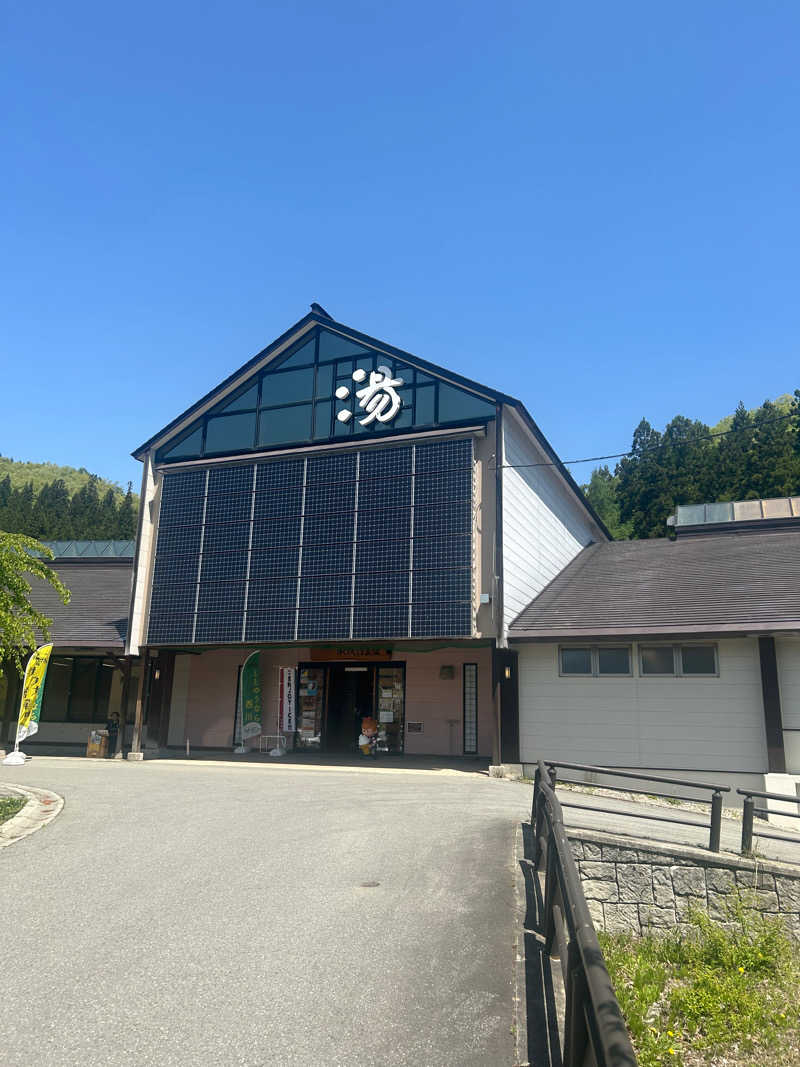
569 829 800 939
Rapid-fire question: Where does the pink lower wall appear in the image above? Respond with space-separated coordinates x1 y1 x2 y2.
182 644 496 757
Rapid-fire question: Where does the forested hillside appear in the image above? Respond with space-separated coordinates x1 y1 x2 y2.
0 475 138 540
583 392 800 540
0 455 125 497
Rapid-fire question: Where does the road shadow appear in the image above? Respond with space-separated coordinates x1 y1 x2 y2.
519 822 563 1067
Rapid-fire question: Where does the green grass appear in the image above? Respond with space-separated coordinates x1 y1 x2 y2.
0 795 25 824
599 893 800 1066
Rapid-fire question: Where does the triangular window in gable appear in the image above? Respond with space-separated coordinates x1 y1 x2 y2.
154 326 498 464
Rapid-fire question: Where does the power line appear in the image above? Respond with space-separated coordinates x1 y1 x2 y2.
495 410 798 472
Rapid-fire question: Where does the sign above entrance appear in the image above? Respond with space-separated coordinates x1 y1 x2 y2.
310 646 393 662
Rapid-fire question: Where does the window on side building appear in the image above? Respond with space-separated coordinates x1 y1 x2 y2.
559 646 631 677
639 644 719 677
679 644 718 676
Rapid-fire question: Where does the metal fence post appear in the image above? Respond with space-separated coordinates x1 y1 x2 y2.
709 791 722 852
562 939 589 1067
741 794 755 854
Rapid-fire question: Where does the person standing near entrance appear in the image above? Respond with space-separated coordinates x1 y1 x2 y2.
106 711 120 758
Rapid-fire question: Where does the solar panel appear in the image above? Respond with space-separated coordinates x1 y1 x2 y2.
147 437 474 644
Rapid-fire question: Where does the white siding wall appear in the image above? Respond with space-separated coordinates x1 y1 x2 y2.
501 408 600 634
517 638 768 773
777 636 800 773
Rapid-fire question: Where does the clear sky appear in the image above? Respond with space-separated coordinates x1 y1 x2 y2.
3 1 799 490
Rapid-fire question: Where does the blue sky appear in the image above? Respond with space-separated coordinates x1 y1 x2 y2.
3 1 799 490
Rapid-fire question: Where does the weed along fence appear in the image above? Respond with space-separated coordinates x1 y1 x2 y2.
530 760 638 1067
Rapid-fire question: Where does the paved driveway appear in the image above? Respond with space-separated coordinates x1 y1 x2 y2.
0 759 531 1067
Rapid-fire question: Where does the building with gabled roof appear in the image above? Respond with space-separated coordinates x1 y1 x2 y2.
119 304 607 759
509 500 800 793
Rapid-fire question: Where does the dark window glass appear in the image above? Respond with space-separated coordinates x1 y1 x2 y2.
641 646 675 675
40 658 72 721
314 363 333 399
312 401 332 439
204 413 256 454
318 330 369 361
436 383 496 423
257 404 312 446
560 648 592 675
217 382 258 413
415 385 435 425
681 645 717 675
597 647 631 675
277 337 316 369
260 367 314 406
160 425 203 461
69 660 97 721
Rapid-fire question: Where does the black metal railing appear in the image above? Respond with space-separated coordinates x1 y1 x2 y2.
532 761 638 1067
544 760 731 852
738 786 800 853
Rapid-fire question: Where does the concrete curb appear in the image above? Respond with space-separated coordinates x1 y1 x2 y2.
0 784 64 849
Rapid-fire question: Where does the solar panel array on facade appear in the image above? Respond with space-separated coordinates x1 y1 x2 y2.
147 438 474 644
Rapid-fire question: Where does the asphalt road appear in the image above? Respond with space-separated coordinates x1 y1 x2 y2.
0 758 531 1067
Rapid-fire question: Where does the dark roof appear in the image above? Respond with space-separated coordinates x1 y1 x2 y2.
508 528 800 639
28 558 132 649
130 305 610 540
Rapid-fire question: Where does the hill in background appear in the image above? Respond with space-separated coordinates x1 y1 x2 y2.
0 454 127 498
0 455 139 540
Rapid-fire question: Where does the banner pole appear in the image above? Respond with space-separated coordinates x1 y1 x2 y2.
3 644 53 767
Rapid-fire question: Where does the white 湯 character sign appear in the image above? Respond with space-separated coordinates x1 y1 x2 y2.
336 365 404 426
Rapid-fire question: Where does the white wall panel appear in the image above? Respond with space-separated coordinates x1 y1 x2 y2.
517 638 768 773
501 408 599 633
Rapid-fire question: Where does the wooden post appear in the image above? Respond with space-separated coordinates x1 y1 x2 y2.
129 649 149 760
115 657 132 759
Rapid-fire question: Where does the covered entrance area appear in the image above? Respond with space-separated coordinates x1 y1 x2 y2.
296 662 405 754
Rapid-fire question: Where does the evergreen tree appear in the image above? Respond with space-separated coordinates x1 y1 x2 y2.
97 489 119 539
745 400 799 498
33 479 72 539
715 402 751 499
69 476 101 538
617 419 673 539
583 466 632 540
118 483 137 539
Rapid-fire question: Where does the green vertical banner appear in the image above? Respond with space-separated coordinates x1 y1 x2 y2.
240 651 263 740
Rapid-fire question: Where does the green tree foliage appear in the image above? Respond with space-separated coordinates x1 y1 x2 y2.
584 466 633 540
584 396 800 540
0 477 139 540
0 455 124 497
0 533 70 678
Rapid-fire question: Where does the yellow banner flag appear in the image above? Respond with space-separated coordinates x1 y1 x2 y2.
16 644 53 743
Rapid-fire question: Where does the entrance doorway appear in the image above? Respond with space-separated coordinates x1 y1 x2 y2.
326 666 374 753
295 662 406 754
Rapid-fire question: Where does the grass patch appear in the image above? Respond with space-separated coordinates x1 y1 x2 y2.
0 794 25 824
599 893 800 1066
